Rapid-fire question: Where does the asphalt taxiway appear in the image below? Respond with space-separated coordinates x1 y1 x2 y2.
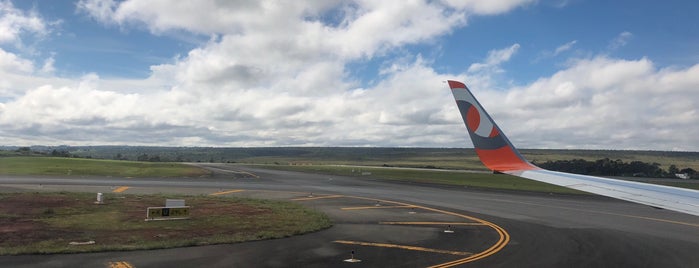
0 163 697 267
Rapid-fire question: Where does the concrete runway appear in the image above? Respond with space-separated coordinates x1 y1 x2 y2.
1 163 698 267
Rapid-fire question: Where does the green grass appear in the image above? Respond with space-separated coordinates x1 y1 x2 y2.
256 164 585 194
0 157 209 177
238 155 488 171
0 192 332 255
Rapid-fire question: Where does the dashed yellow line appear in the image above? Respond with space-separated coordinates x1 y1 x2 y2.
291 195 344 201
209 189 245 196
380 221 486 226
112 186 130 193
341 205 416 210
108 261 134 268
334 240 472 256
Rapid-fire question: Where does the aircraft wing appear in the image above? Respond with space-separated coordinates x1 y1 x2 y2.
447 80 699 216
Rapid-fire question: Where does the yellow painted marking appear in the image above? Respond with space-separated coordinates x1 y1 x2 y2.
334 240 472 256
380 221 486 226
108 261 134 268
112 186 130 193
291 195 344 201
341 205 415 210
209 189 245 196
459 196 699 228
549 205 699 228
347 196 509 268
611 213 699 228
109 190 507 267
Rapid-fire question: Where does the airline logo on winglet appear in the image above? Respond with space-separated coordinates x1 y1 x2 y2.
448 80 538 172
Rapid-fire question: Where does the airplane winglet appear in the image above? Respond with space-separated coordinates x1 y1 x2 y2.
447 80 538 172
447 80 699 216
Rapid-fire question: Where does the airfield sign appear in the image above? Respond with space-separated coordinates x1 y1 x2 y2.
146 206 190 221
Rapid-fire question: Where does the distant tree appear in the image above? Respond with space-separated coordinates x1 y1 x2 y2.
539 158 668 178
668 164 679 174
680 168 696 176
148 155 161 162
137 154 149 161
53 149 72 157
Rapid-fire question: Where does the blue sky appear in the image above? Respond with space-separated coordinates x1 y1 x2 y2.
10 0 205 78
1 0 698 150
13 0 697 83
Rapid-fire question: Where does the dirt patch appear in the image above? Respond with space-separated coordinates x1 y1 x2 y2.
0 192 81 216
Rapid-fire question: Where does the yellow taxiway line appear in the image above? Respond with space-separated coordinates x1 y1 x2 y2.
346 196 510 268
112 186 130 193
380 221 486 226
209 189 245 196
341 205 415 210
334 240 472 256
291 195 344 201
108 261 134 268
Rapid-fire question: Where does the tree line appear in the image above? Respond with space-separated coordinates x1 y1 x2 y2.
534 158 697 179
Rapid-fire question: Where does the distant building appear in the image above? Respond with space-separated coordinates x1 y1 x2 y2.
675 173 690 180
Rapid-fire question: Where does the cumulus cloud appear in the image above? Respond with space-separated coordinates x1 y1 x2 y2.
492 56 699 150
2 1 699 151
0 0 47 44
0 48 33 73
74 0 539 62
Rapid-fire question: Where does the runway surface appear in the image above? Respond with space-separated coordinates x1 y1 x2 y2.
1 163 698 267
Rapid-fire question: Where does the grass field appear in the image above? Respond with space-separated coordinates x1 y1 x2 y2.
0 157 209 177
256 164 586 194
219 149 699 173
0 192 332 255
255 164 699 192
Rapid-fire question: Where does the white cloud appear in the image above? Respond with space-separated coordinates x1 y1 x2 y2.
74 0 541 63
443 0 535 15
0 48 33 73
2 1 698 151
554 40 577 56
75 0 119 26
492 56 699 150
468 43 520 73
609 31 632 50
534 40 577 62
0 0 48 44
39 56 55 74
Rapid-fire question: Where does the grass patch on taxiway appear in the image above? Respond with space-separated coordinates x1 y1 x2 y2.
0 157 209 177
0 192 332 255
